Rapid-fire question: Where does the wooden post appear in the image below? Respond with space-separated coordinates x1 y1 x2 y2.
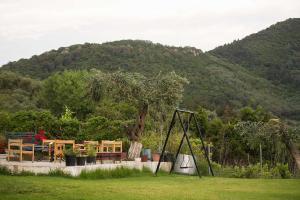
7 142 10 161
208 143 211 175
32 144 35 162
20 142 23 162
259 143 263 174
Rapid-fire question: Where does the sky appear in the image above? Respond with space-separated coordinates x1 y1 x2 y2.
0 0 300 65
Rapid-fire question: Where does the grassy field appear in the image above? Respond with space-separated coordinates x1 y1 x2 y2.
0 175 299 200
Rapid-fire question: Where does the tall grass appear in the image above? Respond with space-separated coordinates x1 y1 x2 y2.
79 167 152 179
0 165 153 179
47 169 72 178
0 166 11 175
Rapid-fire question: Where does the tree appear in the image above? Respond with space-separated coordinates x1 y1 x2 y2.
39 70 93 119
89 70 188 158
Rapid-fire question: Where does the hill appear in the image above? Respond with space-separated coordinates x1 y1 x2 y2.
1 30 300 121
0 71 40 112
211 18 300 88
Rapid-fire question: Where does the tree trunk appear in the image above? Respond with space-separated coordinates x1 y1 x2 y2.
281 130 300 171
286 141 300 170
126 103 148 159
128 141 143 160
127 103 148 141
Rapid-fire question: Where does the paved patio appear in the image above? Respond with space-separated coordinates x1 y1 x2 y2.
0 154 171 176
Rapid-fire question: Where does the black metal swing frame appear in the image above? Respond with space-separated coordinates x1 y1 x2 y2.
155 108 214 177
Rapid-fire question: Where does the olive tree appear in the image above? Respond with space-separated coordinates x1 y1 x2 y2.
89 70 188 158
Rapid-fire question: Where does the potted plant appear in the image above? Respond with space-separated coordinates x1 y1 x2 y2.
64 148 76 166
75 148 86 166
86 145 96 164
152 152 160 161
142 148 152 161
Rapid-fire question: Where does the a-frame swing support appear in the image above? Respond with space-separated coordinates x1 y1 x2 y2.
155 108 214 177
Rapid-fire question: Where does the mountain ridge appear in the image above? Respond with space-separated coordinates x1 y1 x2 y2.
1 19 300 122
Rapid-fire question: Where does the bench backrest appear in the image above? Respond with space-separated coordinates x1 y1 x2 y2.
5 132 36 144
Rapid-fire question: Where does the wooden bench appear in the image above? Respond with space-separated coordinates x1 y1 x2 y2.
7 139 34 162
42 139 75 162
96 140 123 163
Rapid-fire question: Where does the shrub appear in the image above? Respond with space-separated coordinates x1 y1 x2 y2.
215 163 293 179
271 163 291 179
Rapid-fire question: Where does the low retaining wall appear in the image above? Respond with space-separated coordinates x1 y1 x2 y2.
0 157 171 176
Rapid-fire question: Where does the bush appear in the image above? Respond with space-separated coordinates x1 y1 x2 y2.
271 163 291 179
214 163 292 179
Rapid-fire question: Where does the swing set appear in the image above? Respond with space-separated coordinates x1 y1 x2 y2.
155 108 214 177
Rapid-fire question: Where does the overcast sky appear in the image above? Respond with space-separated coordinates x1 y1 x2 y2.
0 0 299 66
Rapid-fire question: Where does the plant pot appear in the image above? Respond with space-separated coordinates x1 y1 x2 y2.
141 155 148 162
152 153 160 161
65 155 76 166
142 148 151 160
76 156 86 166
86 156 96 164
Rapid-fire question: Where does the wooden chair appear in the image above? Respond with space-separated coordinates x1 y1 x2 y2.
54 140 75 162
42 139 55 161
7 139 22 161
7 139 34 162
22 143 35 162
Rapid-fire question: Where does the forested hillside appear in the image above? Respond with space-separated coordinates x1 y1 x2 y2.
211 18 300 87
1 19 300 121
0 71 40 112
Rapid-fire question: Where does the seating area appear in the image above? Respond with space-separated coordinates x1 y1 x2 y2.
4 132 125 166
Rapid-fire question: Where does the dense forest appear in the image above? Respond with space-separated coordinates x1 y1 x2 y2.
0 18 299 174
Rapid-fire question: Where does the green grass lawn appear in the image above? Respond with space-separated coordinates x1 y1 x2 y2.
0 175 299 200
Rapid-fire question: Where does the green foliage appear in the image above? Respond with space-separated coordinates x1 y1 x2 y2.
47 169 71 178
141 131 161 152
0 111 10 132
0 166 11 175
271 163 292 179
59 118 80 140
79 167 151 179
63 147 76 156
8 110 57 132
2 37 299 121
82 116 126 140
86 144 97 157
211 18 300 120
239 106 271 122
0 71 40 112
39 70 94 119
211 163 292 179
